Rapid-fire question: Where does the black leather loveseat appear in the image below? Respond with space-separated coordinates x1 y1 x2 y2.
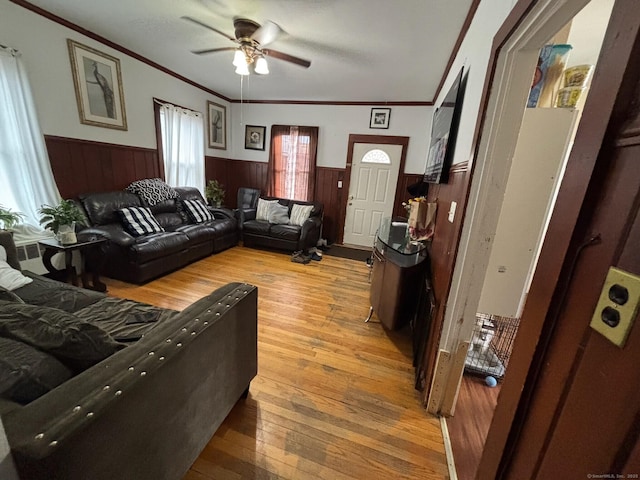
238 193 323 252
78 186 237 284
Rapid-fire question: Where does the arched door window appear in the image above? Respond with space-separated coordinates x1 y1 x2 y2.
361 149 391 164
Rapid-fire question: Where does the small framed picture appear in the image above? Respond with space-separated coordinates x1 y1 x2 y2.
370 108 391 129
207 101 226 150
67 39 127 130
245 125 266 151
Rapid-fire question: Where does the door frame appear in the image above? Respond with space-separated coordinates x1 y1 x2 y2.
479 0 640 477
426 0 637 476
338 134 410 245
427 0 592 416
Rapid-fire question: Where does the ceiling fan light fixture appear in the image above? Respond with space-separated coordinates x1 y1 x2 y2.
232 49 246 68
255 56 269 75
235 62 250 76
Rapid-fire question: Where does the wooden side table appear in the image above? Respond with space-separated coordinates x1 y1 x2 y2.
366 218 428 330
38 236 108 292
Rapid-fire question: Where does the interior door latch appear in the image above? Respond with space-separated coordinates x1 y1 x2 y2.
590 267 640 348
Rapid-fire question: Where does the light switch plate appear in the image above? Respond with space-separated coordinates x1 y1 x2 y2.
590 267 640 348
448 201 457 223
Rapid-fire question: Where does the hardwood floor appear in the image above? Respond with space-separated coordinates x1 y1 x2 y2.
104 246 449 480
446 374 501 480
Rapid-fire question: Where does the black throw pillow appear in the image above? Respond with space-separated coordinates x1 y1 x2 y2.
0 337 73 404
0 303 125 372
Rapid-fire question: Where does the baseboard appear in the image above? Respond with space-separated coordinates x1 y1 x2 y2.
440 416 458 480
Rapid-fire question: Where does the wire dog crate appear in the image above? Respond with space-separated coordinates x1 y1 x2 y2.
464 313 520 380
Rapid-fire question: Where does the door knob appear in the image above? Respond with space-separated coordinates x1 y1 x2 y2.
349 195 354 200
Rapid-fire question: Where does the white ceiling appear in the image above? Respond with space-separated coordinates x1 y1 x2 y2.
23 0 474 103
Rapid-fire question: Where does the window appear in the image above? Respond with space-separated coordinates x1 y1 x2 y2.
155 100 205 192
362 149 391 164
268 125 319 201
0 47 60 231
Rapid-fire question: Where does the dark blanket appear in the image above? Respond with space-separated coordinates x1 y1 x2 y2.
75 297 178 342
15 272 105 313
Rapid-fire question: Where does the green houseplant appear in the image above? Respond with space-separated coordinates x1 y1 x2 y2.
0 205 25 230
205 180 225 207
39 200 85 244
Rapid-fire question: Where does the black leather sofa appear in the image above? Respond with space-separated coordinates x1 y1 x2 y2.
0 231 257 480
77 187 238 284
239 194 323 252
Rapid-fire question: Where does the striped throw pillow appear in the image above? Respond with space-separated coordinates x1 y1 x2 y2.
289 204 314 226
118 207 164 236
182 199 213 224
256 198 278 221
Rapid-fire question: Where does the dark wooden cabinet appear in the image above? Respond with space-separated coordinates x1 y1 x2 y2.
369 219 428 330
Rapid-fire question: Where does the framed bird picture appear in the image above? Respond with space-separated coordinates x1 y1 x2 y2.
67 39 127 130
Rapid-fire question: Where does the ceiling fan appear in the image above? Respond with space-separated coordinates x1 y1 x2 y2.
182 16 311 75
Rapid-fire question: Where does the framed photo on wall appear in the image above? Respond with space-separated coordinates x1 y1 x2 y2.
369 108 391 129
245 125 266 151
207 101 227 149
67 39 127 130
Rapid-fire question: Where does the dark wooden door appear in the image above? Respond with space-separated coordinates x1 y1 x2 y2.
533 82 640 477
499 2 640 480
478 0 640 477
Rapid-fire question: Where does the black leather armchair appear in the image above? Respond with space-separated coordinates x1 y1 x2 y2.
235 187 261 233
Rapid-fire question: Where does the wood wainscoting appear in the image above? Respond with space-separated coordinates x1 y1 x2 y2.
45 136 452 252
419 162 470 404
46 135 161 199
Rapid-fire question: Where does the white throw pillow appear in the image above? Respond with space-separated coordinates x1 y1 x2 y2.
0 259 32 291
0 246 6 262
256 198 278 221
289 204 314 227
267 203 290 225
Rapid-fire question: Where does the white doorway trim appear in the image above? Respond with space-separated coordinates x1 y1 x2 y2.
429 0 591 415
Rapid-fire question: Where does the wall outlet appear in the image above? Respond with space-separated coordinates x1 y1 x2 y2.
337 180 343 188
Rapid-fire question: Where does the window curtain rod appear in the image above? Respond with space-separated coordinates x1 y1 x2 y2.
152 97 201 115
0 43 20 56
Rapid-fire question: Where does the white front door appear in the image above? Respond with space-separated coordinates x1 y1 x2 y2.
343 143 402 247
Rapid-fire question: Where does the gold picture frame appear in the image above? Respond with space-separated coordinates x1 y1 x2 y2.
207 101 227 150
67 39 127 130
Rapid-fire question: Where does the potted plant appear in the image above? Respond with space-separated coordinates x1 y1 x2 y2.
205 180 225 208
39 200 85 244
0 205 25 230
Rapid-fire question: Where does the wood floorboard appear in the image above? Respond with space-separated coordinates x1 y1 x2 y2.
446 374 501 480
103 246 449 480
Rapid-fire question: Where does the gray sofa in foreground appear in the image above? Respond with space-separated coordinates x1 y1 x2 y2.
0 233 257 480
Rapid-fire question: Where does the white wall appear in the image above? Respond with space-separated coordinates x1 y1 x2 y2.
0 0 230 156
433 0 520 166
1 0 433 174
566 0 615 67
228 103 432 172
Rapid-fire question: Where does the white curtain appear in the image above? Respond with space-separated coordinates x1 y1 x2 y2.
159 103 205 193
0 47 60 236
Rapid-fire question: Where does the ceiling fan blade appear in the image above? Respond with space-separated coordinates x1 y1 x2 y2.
181 16 237 42
251 20 283 46
191 47 237 55
263 49 311 68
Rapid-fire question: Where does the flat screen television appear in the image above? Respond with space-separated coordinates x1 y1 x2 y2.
424 67 467 184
